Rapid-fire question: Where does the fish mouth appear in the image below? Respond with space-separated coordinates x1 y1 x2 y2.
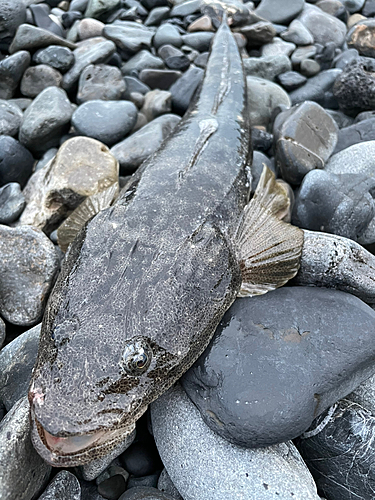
29 406 136 467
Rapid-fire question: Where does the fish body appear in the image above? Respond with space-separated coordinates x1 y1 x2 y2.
29 22 252 466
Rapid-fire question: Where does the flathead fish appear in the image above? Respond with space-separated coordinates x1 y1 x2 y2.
29 21 303 466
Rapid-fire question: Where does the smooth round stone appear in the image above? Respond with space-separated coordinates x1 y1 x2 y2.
139 69 181 90
63 37 116 91
77 18 104 39
182 287 375 449
334 118 375 153
290 45 317 67
246 76 291 130
300 58 321 76
289 69 342 107
153 24 183 49
298 4 346 48
181 32 214 52
122 50 165 77
0 182 26 224
240 22 277 45
280 19 314 45
151 384 320 500
0 225 59 326
0 397 51 500
243 55 291 81
103 23 154 55
77 64 126 103
187 14 214 32
98 474 127 500
295 400 375 500
19 137 119 233
120 487 176 500
261 37 296 57
20 64 63 98
124 76 150 97
72 99 138 146
19 86 73 155
0 135 34 188
293 170 375 240
169 66 204 115
340 0 365 12
0 100 23 137
144 7 171 26
85 0 121 19
33 45 74 73
277 70 307 91
316 0 348 21
39 471 80 500
0 50 31 100
157 469 183 500
9 23 76 55
0 0 26 50
111 113 180 174
0 323 40 410
158 45 190 71
120 441 162 477
347 18 375 57
333 59 375 116
326 141 375 176
62 10 83 29
255 0 304 24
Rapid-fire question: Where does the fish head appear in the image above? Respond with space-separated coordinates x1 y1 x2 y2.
29 220 241 467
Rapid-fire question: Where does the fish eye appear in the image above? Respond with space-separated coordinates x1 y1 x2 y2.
122 338 152 376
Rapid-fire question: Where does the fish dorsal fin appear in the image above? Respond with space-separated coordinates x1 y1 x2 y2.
235 166 304 297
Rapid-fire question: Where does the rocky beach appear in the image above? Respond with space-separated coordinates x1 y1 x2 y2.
2 0 375 499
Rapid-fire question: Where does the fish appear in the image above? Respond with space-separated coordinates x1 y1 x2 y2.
28 20 304 467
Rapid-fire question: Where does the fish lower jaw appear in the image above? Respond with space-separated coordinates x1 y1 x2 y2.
30 411 135 467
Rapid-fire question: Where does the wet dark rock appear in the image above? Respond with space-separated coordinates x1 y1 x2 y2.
239 21 277 45
243 55 291 81
251 151 275 192
295 400 375 500
255 0 305 24
121 441 163 478
169 65 204 114
33 45 74 73
289 69 342 107
277 71 307 91
77 64 126 103
144 7 171 26
122 50 165 77
251 127 273 152
298 5 346 48
9 24 76 54
194 52 209 68
20 64 63 98
29 4 64 37
0 183 25 224
158 45 190 71
19 86 73 156
0 51 31 100
334 118 375 153
39 471 81 500
0 100 23 137
333 58 375 116
103 22 154 55
0 135 34 188
98 473 127 500
139 69 181 90
141 0 169 11
180 32 213 52
0 323 40 411
124 76 150 97
0 397 51 500
72 99 138 146
120 487 176 500
0 0 27 50
280 19 314 45
347 18 375 58
111 113 180 174
85 0 122 20
182 286 375 448
63 37 116 91
126 474 159 490
0 225 59 326
153 23 183 49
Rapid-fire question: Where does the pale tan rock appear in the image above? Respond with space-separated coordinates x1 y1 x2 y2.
18 136 119 234
347 13 366 29
187 15 214 32
78 18 105 40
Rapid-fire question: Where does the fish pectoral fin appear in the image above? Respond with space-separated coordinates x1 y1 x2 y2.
57 182 119 252
235 166 304 297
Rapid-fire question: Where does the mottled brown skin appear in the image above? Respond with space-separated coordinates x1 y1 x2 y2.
29 22 251 467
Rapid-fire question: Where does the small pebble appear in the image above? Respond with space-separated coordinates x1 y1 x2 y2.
0 183 26 224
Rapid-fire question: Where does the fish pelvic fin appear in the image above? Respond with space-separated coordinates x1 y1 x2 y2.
235 166 304 297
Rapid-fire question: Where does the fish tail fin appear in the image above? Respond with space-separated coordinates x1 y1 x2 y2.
235 166 304 297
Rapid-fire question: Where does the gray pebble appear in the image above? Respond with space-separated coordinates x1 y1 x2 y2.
151 384 320 500
0 135 34 189
290 44 317 67
256 0 305 24
181 32 214 52
289 68 342 107
126 475 159 490
169 65 204 114
77 18 105 40
0 225 59 326
20 64 63 98
0 183 26 224
157 469 183 500
326 140 375 176
19 86 73 155
153 23 183 50
277 70 307 91
0 50 31 100
335 118 375 153
300 58 321 76
72 99 138 146
261 37 296 57
158 45 190 71
103 23 154 55
281 19 314 45
122 50 165 77
243 54 291 81
144 6 170 26
240 21 277 45
85 0 121 19
326 109 354 129
33 45 75 73
0 0 26 51
0 397 51 500
111 113 180 174
251 151 275 192
170 0 200 17
9 97 32 111
119 486 176 500
77 64 126 103
39 471 81 500
9 23 76 54
34 148 58 171
139 69 181 90
298 4 346 48
0 100 23 137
